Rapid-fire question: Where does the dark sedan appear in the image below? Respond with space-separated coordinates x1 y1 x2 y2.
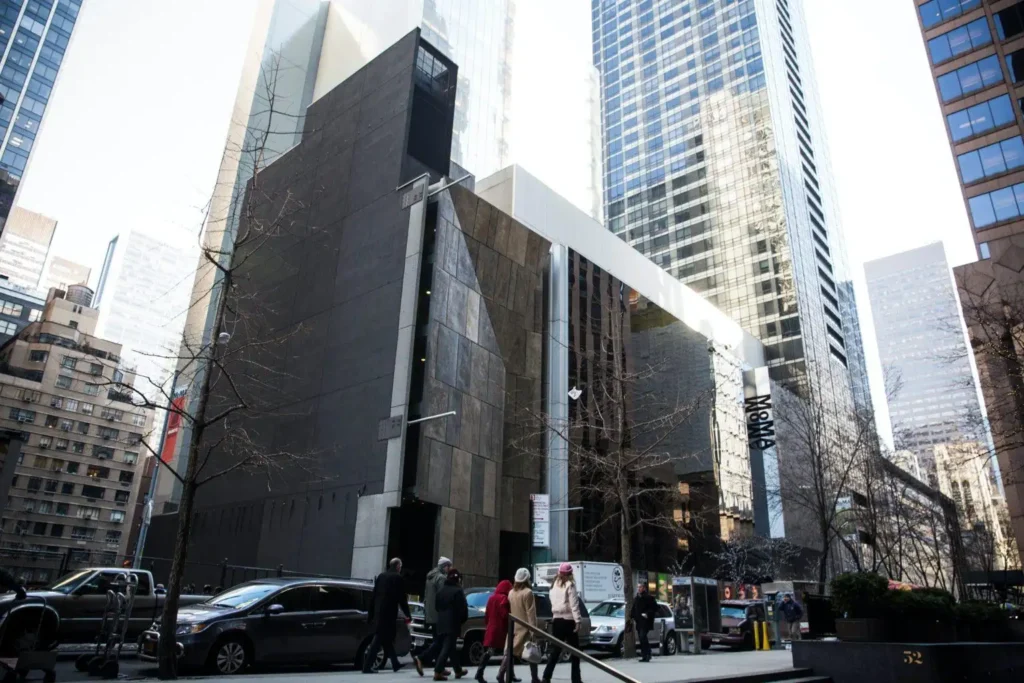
138 578 411 675
701 600 769 650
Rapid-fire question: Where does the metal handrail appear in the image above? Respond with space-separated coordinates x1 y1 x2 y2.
505 614 641 683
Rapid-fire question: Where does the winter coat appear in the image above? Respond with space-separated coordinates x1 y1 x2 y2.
509 585 537 657
435 582 469 636
631 592 657 631
424 568 446 625
780 599 803 623
368 570 411 637
483 580 513 648
549 579 582 623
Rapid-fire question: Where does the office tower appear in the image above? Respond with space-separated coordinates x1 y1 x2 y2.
0 287 152 583
590 0 870 409
0 0 83 227
158 0 600 511
42 255 89 292
914 0 1024 567
864 243 992 484
0 206 89 291
0 278 43 342
93 232 195 405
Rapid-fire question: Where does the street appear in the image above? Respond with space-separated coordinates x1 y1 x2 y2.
49 649 795 682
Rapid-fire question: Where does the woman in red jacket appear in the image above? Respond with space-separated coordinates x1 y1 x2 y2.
475 580 513 683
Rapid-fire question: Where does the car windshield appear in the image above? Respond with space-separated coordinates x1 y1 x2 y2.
466 591 492 609
721 606 747 619
208 583 279 609
590 602 625 618
48 570 94 594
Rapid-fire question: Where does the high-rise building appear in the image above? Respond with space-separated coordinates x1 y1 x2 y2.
0 278 43 343
590 0 870 410
913 0 1024 568
158 0 600 511
0 286 152 583
42 255 89 293
0 206 89 291
0 0 83 227
93 232 196 405
864 242 992 484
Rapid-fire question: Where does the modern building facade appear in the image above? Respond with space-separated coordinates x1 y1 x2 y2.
865 242 993 484
913 0 1024 567
158 0 601 513
590 0 871 414
0 206 89 291
0 285 152 584
144 34 813 588
93 232 196 405
0 0 82 228
0 278 42 342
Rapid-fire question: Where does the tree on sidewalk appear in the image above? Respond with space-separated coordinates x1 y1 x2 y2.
709 535 803 586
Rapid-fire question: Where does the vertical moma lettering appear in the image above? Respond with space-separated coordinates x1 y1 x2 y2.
745 394 776 450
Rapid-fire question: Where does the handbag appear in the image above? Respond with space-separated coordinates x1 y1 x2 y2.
522 641 542 664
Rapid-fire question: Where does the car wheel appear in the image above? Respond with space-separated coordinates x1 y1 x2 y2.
662 633 677 656
611 635 623 658
463 633 485 667
209 636 250 675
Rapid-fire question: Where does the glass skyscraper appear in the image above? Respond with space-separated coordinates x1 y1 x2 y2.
591 0 869 408
0 0 81 226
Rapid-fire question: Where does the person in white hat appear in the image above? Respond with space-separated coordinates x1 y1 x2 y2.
509 568 541 683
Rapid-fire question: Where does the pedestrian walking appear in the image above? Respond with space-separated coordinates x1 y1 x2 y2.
475 580 512 683
509 568 541 683
415 557 453 675
630 582 656 662
433 569 469 681
780 593 803 642
363 557 412 673
541 564 582 683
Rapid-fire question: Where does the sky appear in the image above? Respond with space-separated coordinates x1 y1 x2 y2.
17 0 978 441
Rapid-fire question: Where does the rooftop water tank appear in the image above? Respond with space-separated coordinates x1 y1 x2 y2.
65 284 94 307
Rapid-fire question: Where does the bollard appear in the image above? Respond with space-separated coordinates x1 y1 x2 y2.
753 621 762 650
760 622 770 651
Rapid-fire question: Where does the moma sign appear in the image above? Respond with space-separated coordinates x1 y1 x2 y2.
744 394 776 450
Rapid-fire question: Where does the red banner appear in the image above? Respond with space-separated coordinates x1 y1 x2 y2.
159 393 186 463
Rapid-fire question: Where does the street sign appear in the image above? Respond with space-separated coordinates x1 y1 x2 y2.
531 493 550 548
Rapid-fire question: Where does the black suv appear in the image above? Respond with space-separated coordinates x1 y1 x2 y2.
139 578 411 674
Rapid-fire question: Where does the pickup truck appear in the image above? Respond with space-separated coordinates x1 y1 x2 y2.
0 567 207 651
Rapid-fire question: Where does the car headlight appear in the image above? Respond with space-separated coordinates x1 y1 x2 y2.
597 625 617 633
175 623 209 636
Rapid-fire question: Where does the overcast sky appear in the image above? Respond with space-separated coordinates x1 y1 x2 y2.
17 0 975 441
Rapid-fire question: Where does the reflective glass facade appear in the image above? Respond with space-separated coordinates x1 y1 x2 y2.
0 0 81 226
591 0 869 408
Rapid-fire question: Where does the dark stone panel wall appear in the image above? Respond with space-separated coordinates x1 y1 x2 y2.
411 185 548 585
153 31 427 578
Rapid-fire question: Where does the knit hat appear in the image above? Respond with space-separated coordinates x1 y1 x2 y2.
514 568 531 583
558 562 573 575
438 556 452 568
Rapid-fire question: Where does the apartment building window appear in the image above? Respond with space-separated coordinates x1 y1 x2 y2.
59 419 73 432
49 524 63 537
80 403 93 415
114 490 129 503
76 422 89 435
37 501 52 514
80 485 103 499
28 309 41 322
55 376 72 389
119 471 134 485
109 511 124 524
89 363 102 376
100 409 122 421
44 479 57 493
86 465 109 479
64 399 78 412
0 321 16 336
126 433 141 446
49 397 62 410
105 530 121 543
66 462 78 474
60 483 74 495
31 522 46 535
131 413 145 427
98 427 118 440
32 455 49 469
9 408 36 423
123 451 138 465
76 506 100 520
83 384 99 396
71 527 95 541
72 442 84 454
38 435 51 449
60 356 76 370
28 351 47 362
92 446 113 460
54 439 68 451
0 299 23 316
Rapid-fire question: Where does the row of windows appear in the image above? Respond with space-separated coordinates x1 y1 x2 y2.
968 181 1024 228
947 93 1015 142
937 54 1001 102
920 0 981 30
15 474 131 501
927 18 990 66
957 136 1024 183
11 521 123 542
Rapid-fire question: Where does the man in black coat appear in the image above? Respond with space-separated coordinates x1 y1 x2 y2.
363 557 412 673
630 583 657 662
431 569 468 681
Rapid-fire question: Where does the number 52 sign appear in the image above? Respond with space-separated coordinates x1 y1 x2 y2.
902 650 923 665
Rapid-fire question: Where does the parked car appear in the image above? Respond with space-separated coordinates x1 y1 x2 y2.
700 599 770 650
0 567 207 653
588 599 678 656
138 578 410 675
410 586 590 667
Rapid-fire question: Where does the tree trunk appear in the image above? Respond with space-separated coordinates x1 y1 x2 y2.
817 528 829 594
619 493 637 660
157 477 198 679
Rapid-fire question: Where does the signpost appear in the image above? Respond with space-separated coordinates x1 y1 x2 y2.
531 493 550 547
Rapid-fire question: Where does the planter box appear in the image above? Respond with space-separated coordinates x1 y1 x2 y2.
835 618 886 642
793 640 1024 683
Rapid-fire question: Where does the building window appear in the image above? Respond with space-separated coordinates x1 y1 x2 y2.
28 309 41 322
83 384 99 396
55 376 72 389
131 413 145 427
123 451 138 465
49 524 64 538
9 408 35 423
55 503 68 516
55 439 68 451
919 1 981 30
76 506 100 520
100 409 122 421
86 464 109 479
92 446 113 460
37 435 51 449
49 397 62 409
80 402 93 415
119 471 134 485
937 55 1002 101
957 136 1024 182
44 415 58 428
68 321 78 330
89 363 102 376
76 422 89 435
64 399 78 412
980 241 991 259
98 427 118 440
968 182 1024 228
114 490 129 503
928 18 990 65
995 3 1024 41
81 485 104 499
28 350 47 362
66 462 78 474
59 419 73 432
60 482 74 495
60 356 76 370
71 527 95 540
105 530 121 543
0 299 23 317
109 510 124 524
1007 49 1024 83
0 321 16 336
72 441 84 453
948 95 1017 141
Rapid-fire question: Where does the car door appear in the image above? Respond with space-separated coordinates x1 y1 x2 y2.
62 570 124 640
248 586 320 663
656 604 673 645
306 584 367 663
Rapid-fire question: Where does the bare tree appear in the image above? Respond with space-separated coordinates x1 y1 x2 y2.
709 535 803 586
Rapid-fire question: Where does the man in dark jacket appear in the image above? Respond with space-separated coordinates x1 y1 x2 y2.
363 557 412 673
630 583 657 662
432 569 468 681
415 557 452 674
779 594 803 642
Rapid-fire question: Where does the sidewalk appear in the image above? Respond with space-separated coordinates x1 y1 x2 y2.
177 651 795 683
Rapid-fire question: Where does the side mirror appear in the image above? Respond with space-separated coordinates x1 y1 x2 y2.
265 604 285 617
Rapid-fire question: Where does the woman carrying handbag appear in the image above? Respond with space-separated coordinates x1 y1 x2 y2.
509 568 542 683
